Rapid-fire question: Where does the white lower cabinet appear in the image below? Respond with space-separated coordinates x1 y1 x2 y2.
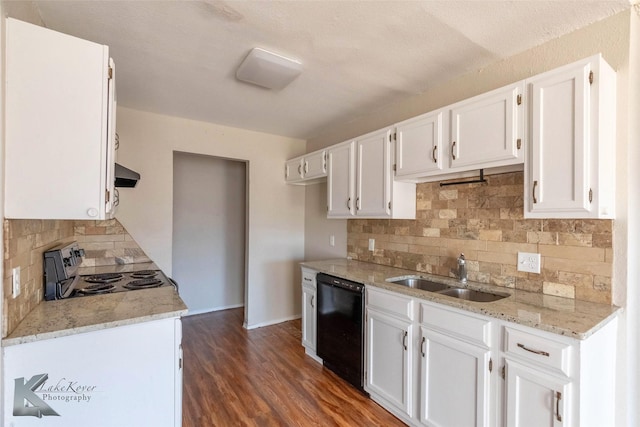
419 328 492 427
300 267 321 362
364 286 618 427
3 318 182 427
366 308 414 419
504 359 571 427
501 317 618 427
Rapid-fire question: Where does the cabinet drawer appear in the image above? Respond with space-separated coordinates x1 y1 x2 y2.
504 327 572 375
301 268 317 288
420 303 491 347
367 288 413 321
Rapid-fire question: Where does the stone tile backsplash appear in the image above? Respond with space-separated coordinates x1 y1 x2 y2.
3 219 74 337
3 218 149 337
74 219 150 266
347 172 613 305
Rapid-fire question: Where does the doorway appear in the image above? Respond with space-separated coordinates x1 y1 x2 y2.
172 152 247 315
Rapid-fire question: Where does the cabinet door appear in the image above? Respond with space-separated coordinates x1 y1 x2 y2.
5 18 112 220
356 128 392 217
505 359 571 427
303 150 327 180
327 141 356 218
396 110 444 178
105 58 117 217
419 328 491 427
285 157 303 183
301 284 317 351
526 61 591 217
3 318 181 427
450 82 524 171
366 309 413 418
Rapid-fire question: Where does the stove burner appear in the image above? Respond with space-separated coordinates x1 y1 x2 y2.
84 273 123 284
78 283 117 294
124 278 163 290
131 270 158 279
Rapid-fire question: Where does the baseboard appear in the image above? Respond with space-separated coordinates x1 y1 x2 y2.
185 304 244 317
244 314 302 330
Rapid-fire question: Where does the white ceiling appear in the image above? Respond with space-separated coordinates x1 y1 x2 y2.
25 0 632 140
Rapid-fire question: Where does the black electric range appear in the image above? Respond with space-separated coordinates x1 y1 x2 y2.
44 241 175 301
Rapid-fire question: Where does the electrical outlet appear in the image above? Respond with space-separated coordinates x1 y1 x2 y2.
517 252 541 274
368 238 375 251
329 235 335 247
12 267 21 298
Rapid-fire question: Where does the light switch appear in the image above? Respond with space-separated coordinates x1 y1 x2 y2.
329 235 335 247
368 238 375 251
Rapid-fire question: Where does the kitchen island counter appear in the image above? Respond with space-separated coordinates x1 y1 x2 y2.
302 258 620 339
2 286 187 346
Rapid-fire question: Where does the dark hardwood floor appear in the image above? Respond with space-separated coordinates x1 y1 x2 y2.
182 308 405 426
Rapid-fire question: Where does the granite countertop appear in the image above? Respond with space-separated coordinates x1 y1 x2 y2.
301 259 620 340
2 265 188 347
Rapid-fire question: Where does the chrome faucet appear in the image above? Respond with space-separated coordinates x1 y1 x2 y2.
457 253 467 284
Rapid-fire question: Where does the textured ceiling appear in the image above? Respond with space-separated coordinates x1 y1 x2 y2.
25 0 632 140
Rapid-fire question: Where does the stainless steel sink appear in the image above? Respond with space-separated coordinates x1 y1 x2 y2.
388 277 450 292
437 288 508 302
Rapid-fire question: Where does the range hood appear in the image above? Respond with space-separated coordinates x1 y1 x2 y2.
114 163 140 188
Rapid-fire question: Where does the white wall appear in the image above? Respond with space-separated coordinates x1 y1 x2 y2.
304 183 347 260
172 152 246 315
115 107 306 328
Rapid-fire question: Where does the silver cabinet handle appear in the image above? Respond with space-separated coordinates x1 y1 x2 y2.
402 331 408 351
298 164 302 175
347 197 351 210
304 162 308 174
532 180 538 204
556 391 562 422
517 342 549 357
356 197 360 211
303 277 312 282
432 146 437 163
421 336 426 357
451 141 457 160
310 296 314 308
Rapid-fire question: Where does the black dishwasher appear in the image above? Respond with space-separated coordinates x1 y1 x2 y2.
316 273 366 393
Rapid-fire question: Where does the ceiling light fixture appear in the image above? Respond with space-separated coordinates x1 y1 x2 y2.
236 47 302 90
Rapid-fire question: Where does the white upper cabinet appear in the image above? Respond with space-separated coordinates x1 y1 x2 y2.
449 81 525 171
5 18 116 220
525 54 616 219
356 128 393 217
284 149 327 184
303 150 327 180
284 156 304 183
395 110 446 179
327 140 356 218
327 129 416 219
